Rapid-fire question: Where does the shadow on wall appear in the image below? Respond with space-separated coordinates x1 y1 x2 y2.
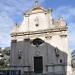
10 38 68 75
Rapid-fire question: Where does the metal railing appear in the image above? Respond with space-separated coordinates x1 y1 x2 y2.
23 72 66 75
0 70 66 75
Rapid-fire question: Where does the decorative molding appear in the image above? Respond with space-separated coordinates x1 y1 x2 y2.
35 50 40 56
60 35 67 38
24 38 30 41
11 40 17 43
11 27 67 37
45 36 52 39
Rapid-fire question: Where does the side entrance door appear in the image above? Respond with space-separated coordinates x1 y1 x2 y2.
34 56 43 73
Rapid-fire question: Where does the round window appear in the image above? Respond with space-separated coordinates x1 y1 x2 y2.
32 38 44 47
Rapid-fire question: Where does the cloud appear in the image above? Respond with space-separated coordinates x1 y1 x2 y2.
0 0 74 50
0 33 10 48
53 6 75 51
68 23 75 51
53 6 75 22
0 12 14 47
0 0 45 48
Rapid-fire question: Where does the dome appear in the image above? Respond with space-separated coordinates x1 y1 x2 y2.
31 6 47 13
24 6 48 15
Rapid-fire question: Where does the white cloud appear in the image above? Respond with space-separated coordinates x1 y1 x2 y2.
0 12 14 47
68 23 75 50
0 0 45 48
53 6 75 22
0 12 15 34
0 1 75 50
0 33 10 48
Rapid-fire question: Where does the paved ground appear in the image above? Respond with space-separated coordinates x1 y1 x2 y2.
72 68 75 75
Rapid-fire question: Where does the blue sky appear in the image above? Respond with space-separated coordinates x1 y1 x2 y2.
0 0 75 52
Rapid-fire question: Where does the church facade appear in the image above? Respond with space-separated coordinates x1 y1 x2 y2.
10 2 72 75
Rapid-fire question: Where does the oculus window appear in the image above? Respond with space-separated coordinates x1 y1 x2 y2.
32 38 44 47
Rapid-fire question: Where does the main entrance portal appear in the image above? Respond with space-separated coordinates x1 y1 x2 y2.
34 57 43 73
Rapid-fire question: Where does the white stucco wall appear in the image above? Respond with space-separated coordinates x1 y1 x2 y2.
11 6 72 75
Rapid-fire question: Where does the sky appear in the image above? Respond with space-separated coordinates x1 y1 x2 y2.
0 0 75 52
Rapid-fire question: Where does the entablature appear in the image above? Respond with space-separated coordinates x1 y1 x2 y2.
11 26 67 37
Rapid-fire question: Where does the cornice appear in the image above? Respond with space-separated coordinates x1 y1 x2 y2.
11 27 67 37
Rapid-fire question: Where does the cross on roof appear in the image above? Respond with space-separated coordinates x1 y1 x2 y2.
34 0 39 6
